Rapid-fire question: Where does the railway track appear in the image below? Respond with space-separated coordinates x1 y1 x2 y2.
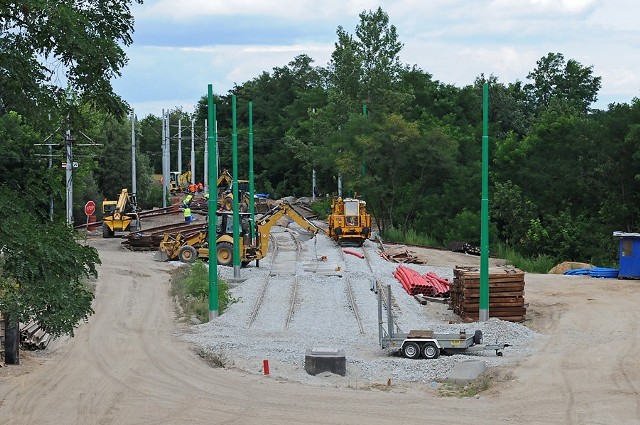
337 247 366 335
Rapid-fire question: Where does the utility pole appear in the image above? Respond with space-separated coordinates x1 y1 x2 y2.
312 169 317 202
64 126 74 226
131 109 137 195
178 118 182 176
191 119 196 185
161 109 167 207
204 120 208 192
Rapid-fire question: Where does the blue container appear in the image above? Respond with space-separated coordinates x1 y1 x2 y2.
613 232 640 279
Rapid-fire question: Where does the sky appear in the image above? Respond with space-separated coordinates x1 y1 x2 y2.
111 0 640 118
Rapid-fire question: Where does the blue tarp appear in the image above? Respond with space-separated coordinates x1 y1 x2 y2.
563 267 619 278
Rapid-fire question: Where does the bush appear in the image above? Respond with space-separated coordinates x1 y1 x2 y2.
170 261 235 322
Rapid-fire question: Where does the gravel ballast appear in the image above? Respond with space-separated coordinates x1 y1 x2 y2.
179 224 539 388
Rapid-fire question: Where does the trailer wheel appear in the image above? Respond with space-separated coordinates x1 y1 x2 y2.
178 245 198 263
217 242 233 266
473 330 483 345
421 342 440 359
402 342 420 359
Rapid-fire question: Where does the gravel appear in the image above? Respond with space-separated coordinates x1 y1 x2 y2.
178 223 539 388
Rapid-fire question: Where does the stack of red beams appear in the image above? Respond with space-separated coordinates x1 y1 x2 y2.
392 265 450 297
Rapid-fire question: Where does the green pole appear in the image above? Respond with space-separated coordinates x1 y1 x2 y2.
232 95 241 278
480 82 490 322
207 84 219 320
248 101 255 245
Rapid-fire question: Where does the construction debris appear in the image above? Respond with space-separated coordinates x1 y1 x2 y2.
20 321 53 350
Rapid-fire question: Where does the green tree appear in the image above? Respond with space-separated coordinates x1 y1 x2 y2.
524 52 602 112
0 0 141 117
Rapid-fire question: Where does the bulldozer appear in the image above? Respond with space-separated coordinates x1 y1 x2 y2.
102 189 139 238
156 201 324 265
327 196 371 246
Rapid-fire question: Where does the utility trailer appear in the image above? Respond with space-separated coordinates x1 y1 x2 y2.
378 285 510 359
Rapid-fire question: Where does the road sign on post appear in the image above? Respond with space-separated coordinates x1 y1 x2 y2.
84 200 96 216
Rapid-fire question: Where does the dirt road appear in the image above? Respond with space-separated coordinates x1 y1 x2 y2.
1 237 639 424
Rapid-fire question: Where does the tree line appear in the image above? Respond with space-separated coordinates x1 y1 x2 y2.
1 3 639 336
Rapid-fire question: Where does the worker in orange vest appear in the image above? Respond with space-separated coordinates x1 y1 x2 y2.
197 182 204 193
188 183 197 194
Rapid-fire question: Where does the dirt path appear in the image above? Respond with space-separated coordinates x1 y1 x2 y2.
1 238 639 424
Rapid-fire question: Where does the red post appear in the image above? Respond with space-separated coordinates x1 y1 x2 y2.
263 359 270 375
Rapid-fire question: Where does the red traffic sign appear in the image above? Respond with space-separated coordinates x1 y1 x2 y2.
84 200 96 216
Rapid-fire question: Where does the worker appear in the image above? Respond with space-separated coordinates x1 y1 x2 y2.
197 182 204 193
183 194 193 206
189 183 197 194
203 192 209 200
183 204 192 224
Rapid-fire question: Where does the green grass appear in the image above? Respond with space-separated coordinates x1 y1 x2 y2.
170 260 236 323
381 227 440 247
493 244 556 273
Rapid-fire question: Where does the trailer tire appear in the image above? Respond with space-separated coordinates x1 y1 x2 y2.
421 342 440 359
178 245 198 263
473 330 483 345
402 342 420 359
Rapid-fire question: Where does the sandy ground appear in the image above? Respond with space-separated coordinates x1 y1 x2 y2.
1 235 640 425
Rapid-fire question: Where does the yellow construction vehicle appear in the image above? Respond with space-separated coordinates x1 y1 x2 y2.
102 189 139 238
217 169 250 211
156 201 324 265
169 170 192 193
327 196 371 246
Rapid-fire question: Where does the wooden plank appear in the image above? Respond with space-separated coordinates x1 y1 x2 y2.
462 289 525 297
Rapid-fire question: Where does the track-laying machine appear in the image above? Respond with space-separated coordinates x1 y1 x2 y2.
156 201 324 265
327 196 371 246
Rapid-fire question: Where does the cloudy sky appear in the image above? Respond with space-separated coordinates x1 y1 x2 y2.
112 0 640 118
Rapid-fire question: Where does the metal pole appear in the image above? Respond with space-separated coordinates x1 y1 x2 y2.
480 82 490 322
249 101 255 245
232 95 241 278
191 119 196 185
65 128 73 226
178 118 182 175
337 174 342 198
131 109 137 195
49 144 54 221
207 85 219 320
161 110 167 208
204 120 208 192
312 169 316 202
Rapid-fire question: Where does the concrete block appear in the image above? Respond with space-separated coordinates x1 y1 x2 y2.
446 359 486 385
304 348 346 377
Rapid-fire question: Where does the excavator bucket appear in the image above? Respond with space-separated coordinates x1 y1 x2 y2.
153 249 169 262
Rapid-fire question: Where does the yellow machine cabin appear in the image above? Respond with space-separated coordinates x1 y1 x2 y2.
327 196 371 246
102 189 139 238
169 170 192 193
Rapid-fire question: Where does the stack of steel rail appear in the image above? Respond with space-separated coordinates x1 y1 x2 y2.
20 321 53 350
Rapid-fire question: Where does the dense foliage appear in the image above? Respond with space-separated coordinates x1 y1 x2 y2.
2 5 639 335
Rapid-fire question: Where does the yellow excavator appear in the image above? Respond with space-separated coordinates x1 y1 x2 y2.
156 201 324 265
327 196 371 246
169 170 192 193
102 189 139 238
217 168 250 212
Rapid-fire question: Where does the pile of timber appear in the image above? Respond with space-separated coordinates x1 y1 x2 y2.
449 266 526 322
20 321 53 350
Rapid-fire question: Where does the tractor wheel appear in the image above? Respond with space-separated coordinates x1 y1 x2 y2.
178 245 198 263
473 330 483 345
401 342 420 359
421 342 440 359
217 242 234 266
102 224 114 238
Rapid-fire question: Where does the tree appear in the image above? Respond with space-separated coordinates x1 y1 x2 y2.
0 0 141 117
524 53 602 112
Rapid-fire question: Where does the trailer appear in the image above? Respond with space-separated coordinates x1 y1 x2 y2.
378 285 510 359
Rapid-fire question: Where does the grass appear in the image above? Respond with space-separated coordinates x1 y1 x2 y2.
437 375 492 397
381 227 440 247
170 260 236 323
493 244 556 273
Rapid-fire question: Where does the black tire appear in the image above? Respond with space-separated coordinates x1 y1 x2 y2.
241 260 251 268
217 242 234 266
473 330 483 345
401 341 420 359
178 245 198 263
421 342 440 359
102 223 113 238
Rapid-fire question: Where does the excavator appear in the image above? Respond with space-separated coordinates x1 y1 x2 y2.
327 196 371 246
156 201 324 265
217 168 250 212
102 189 139 238
169 170 192 193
